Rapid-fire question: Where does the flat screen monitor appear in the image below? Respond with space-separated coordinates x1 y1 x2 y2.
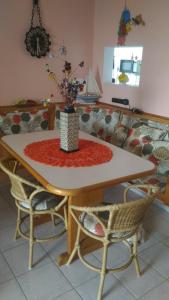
120 60 134 73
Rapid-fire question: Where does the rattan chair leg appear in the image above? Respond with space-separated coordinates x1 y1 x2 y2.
97 242 109 300
67 225 81 265
51 214 55 226
64 206 68 230
29 213 34 270
14 207 21 240
133 234 141 276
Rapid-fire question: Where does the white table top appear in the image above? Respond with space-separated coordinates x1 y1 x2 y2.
1 130 155 195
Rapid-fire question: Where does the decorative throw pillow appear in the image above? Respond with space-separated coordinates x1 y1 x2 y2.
0 109 49 135
111 124 129 147
142 140 169 176
123 125 165 155
79 212 105 236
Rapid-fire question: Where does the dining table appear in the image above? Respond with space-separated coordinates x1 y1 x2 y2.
0 130 155 265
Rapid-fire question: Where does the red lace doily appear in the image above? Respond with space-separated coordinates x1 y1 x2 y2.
24 138 113 167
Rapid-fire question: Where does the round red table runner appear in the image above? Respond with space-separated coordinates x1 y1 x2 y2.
24 138 113 167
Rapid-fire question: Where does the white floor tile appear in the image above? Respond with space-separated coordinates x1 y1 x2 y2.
76 274 135 300
61 254 101 288
1 181 169 299
0 224 27 252
0 252 14 284
34 221 67 261
114 257 165 298
93 242 130 269
18 262 72 300
152 205 169 223
140 242 169 279
55 289 82 300
42 233 67 261
0 279 26 300
0 208 16 229
4 242 51 276
140 280 169 300
145 203 162 218
143 213 169 242
137 229 159 253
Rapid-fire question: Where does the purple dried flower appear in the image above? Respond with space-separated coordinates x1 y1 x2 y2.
79 61 84 68
45 59 84 112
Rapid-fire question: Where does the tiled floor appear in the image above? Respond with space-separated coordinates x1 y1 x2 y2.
1 179 169 300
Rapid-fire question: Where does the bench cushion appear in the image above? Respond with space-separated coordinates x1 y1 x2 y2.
0 109 49 135
54 104 169 198
123 125 166 155
55 105 122 142
142 140 169 176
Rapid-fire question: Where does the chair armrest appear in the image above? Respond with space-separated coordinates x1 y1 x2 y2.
123 184 160 202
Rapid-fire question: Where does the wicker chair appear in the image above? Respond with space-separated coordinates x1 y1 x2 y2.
67 184 159 300
0 159 68 269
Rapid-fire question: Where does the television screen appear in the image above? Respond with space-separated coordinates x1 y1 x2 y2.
120 60 134 73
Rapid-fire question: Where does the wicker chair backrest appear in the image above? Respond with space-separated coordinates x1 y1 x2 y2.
0 160 38 203
70 185 156 237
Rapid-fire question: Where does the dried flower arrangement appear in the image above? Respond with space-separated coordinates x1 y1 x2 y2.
45 60 85 113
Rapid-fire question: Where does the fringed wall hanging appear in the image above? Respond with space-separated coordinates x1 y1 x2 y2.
25 0 51 58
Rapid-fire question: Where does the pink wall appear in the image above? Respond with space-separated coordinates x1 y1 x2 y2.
0 0 94 105
1 0 169 117
93 0 169 117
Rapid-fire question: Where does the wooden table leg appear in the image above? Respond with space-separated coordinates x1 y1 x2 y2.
56 188 103 266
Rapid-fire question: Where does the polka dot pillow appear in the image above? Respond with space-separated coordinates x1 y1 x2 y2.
0 109 49 135
142 140 169 176
123 125 165 156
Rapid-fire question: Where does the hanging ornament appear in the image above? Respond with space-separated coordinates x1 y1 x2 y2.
118 72 129 84
132 14 145 26
117 6 132 46
59 42 67 56
117 1 145 46
25 0 51 58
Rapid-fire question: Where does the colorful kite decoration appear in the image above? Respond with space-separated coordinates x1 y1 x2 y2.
117 5 145 45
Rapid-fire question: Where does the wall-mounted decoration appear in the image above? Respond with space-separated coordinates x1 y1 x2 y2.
25 0 51 58
47 41 67 60
117 2 145 45
59 42 67 56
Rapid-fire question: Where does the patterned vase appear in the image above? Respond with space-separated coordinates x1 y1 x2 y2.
60 111 79 152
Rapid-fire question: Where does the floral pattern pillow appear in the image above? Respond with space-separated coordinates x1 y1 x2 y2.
77 106 120 137
80 212 105 236
0 109 49 135
142 140 169 176
123 125 165 155
111 124 129 147
55 105 121 142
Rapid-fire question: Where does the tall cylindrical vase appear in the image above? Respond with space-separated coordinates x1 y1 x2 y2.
60 111 79 152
